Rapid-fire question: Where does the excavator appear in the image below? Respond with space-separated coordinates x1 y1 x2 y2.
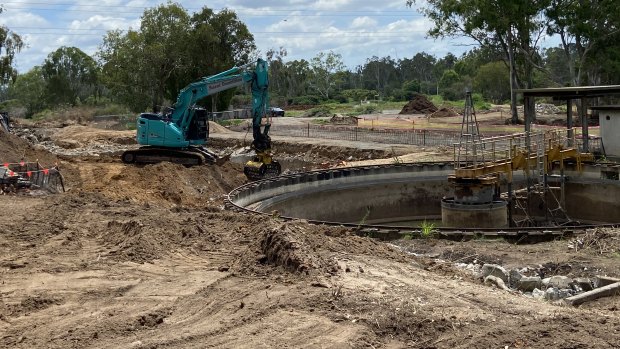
121 58 281 181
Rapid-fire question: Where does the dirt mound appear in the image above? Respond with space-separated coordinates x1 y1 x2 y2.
0 128 60 165
261 223 329 274
330 114 359 125
208 121 232 134
430 107 460 118
50 125 135 148
73 161 246 207
399 94 438 114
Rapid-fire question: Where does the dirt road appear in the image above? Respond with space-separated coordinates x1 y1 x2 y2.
1 124 619 348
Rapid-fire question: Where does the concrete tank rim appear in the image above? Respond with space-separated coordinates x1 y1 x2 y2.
226 162 620 232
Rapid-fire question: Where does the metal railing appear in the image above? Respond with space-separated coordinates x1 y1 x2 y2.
452 128 593 170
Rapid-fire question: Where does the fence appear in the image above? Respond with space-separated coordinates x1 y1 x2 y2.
266 124 604 153
268 124 462 147
1 161 65 194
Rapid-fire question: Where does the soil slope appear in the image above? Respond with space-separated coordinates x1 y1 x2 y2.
0 123 619 348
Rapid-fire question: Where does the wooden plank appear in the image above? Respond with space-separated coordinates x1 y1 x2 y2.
564 282 620 306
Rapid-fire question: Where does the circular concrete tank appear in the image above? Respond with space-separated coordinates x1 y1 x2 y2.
228 162 620 229
441 199 508 228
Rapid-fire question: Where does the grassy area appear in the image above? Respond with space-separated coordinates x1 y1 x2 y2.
216 119 245 127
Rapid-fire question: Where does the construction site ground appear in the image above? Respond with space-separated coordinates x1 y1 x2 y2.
1 118 619 349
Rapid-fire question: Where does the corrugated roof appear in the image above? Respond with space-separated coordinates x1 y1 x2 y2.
516 85 620 98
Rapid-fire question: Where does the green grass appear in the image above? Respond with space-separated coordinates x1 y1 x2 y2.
217 119 245 126
419 220 437 238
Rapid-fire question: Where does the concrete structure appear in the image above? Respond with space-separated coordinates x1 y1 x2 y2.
591 106 620 159
228 163 620 228
516 85 620 152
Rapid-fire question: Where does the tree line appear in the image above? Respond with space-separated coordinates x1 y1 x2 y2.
0 1 619 120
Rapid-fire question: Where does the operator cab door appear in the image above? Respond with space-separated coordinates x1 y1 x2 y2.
137 113 166 146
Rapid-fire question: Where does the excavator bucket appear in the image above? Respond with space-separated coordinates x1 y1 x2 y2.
243 148 281 181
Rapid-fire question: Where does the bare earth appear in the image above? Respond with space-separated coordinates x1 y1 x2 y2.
1 121 619 348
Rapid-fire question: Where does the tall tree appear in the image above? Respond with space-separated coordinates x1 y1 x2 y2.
309 51 345 99
362 56 399 97
407 0 549 123
98 4 255 113
545 0 620 86
7 67 47 116
0 8 24 85
42 46 99 106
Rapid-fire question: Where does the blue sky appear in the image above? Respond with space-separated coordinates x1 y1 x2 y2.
0 1 555 74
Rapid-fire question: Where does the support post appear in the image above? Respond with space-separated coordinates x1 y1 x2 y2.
580 97 588 152
567 99 574 146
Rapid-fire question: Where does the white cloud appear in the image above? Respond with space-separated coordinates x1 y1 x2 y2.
3 0 475 73
350 17 378 29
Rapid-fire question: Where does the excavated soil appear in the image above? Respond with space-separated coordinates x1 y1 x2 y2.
399 94 439 115
1 125 619 348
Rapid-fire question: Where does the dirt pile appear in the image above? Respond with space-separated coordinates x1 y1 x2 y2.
0 127 60 165
399 94 438 114
429 107 460 118
329 114 359 125
72 161 246 207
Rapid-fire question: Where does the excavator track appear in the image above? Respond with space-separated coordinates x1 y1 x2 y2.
121 146 218 166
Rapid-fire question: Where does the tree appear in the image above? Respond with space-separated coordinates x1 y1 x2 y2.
7 67 47 116
188 8 255 111
98 4 255 113
42 46 99 106
438 69 465 100
361 56 399 97
407 0 549 123
0 10 23 85
545 0 620 86
309 51 346 100
474 61 511 103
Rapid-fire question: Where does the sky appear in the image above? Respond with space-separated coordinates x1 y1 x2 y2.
0 0 549 74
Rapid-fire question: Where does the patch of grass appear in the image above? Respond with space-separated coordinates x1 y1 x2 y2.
419 220 437 238
217 119 244 127
358 206 371 226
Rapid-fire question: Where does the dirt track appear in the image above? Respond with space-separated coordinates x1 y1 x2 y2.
1 123 619 348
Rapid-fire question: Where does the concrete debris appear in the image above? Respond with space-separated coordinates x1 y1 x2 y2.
516 276 542 292
508 269 523 288
544 287 574 301
481 264 509 284
542 275 572 289
484 275 510 291
594 276 620 288
532 288 545 299
564 282 620 306
573 278 593 292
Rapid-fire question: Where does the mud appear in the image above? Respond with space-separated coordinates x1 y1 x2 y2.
0 121 619 348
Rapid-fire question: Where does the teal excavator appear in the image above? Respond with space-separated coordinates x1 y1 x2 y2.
121 58 281 181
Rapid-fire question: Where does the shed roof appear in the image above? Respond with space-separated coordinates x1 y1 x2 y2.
516 85 620 99
590 105 620 111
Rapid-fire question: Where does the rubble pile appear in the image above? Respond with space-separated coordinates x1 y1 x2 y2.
330 114 359 125
399 94 438 115
457 261 620 305
517 104 563 115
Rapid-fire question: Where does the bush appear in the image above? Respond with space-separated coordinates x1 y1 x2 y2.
302 105 334 117
291 95 320 105
352 104 379 115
